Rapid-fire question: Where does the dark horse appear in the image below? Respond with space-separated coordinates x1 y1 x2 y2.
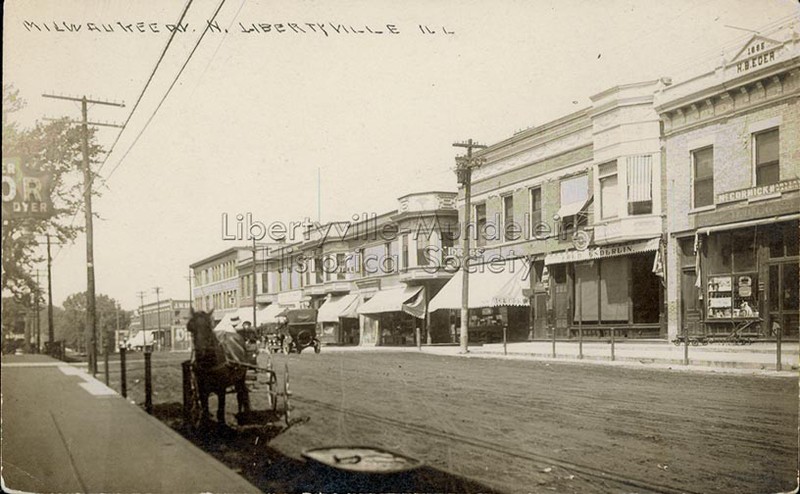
186 309 251 426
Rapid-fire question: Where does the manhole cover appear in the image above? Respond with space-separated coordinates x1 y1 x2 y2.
302 446 423 474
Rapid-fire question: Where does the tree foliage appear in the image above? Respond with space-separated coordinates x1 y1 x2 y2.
2 83 104 301
60 292 130 351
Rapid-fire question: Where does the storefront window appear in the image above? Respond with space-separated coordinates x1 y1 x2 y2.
600 256 629 322
574 261 599 323
769 221 799 258
707 232 732 274
732 229 757 272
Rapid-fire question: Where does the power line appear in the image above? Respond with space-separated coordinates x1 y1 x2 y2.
105 0 228 182
94 0 196 179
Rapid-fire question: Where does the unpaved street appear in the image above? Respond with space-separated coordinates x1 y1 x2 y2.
117 350 798 493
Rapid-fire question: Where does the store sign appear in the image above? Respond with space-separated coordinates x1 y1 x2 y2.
2 156 53 219
716 178 800 204
544 238 660 265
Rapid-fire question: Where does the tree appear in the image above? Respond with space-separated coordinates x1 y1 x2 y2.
61 292 130 352
2 83 104 300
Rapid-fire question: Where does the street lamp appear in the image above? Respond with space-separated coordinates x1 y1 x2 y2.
453 139 487 354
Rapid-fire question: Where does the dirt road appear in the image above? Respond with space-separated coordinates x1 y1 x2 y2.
117 350 797 493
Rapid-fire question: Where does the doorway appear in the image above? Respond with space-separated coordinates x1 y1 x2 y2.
767 262 799 337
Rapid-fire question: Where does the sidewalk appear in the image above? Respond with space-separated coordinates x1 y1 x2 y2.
1 354 259 494
324 340 800 376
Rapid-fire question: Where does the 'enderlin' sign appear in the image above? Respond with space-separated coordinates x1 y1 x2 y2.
716 178 800 204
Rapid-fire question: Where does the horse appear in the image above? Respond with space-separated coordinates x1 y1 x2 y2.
186 309 251 427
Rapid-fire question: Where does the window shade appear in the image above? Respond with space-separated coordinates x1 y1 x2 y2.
626 155 652 202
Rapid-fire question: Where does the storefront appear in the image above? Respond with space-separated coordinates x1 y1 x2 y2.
681 216 798 338
357 285 426 346
316 293 360 345
544 237 664 338
428 258 531 342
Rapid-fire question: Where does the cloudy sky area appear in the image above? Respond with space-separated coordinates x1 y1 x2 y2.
3 0 797 310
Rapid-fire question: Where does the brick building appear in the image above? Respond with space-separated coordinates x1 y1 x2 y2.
657 22 800 341
430 79 668 341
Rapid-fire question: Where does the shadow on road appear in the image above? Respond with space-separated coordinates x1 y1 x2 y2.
151 402 499 493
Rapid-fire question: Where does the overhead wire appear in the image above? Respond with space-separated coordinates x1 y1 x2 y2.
95 0 197 180
105 0 229 182
51 0 196 263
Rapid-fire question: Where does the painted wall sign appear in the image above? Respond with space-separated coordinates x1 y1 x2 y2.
2 156 54 219
716 178 800 204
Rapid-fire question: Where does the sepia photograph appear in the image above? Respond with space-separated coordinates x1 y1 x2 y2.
2 1 799 493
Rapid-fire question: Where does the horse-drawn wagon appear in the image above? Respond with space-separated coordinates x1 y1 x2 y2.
183 309 295 428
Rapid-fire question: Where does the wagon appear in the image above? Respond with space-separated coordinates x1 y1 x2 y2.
182 352 295 428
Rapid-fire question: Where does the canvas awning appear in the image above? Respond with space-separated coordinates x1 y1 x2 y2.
126 331 154 347
557 197 591 218
257 304 288 325
544 237 660 265
357 285 425 319
318 294 360 323
428 258 531 311
214 308 257 333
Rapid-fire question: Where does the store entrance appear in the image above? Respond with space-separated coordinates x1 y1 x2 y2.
767 261 799 338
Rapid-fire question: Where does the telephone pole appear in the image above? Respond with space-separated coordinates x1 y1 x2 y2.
35 271 41 353
154 287 164 351
137 291 147 350
252 236 258 329
46 234 55 352
453 139 487 354
42 93 125 375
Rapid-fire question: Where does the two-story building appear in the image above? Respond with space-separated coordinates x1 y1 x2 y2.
129 298 192 351
430 80 668 341
191 191 459 346
657 23 799 341
191 247 252 323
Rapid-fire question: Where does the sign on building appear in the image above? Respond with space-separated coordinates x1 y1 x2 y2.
2 156 53 219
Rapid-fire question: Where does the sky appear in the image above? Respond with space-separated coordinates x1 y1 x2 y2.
3 0 798 311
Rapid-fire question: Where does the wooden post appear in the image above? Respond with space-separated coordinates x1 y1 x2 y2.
551 324 556 358
610 327 615 361
144 351 153 414
776 324 782 372
416 327 421 350
120 347 127 398
182 360 192 423
577 276 583 360
684 322 689 366
503 325 508 356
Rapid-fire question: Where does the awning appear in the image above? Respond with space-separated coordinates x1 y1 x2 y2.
428 258 531 311
126 331 154 347
318 294 360 323
557 196 591 218
358 285 424 318
257 304 288 324
696 213 799 236
544 237 660 265
214 307 257 333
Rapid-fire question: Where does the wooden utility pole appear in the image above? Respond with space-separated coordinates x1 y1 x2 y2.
453 139 487 354
137 291 147 350
46 234 55 351
42 94 124 375
252 236 258 329
154 287 163 351
35 271 41 353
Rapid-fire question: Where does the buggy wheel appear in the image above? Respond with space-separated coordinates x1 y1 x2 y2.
691 339 700 346
188 368 203 430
